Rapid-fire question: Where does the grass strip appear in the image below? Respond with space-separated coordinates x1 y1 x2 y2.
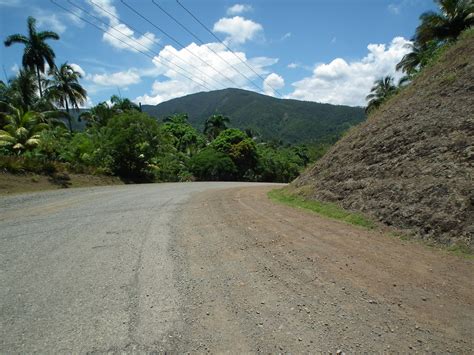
268 187 375 229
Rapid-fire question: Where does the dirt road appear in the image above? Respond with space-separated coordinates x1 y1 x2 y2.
1 183 472 352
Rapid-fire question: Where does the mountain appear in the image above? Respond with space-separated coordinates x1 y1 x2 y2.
142 88 366 144
292 30 474 250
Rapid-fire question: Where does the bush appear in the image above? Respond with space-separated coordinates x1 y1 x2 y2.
211 128 257 178
189 147 237 181
95 112 163 181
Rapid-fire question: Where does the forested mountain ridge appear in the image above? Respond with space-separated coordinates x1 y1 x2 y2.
142 88 366 144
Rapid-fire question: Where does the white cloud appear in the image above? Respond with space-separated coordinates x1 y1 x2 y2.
287 36 412 106
227 4 252 15
213 16 263 45
281 32 291 40
89 69 141 87
263 73 284 96
35 9 66 34
10 64 19 74
388 4 401 14
103 24 156 52
135 42 278 105
86 0 157 52
288 62 299 69
67 7 86 28
70 63 86 77
0 0 22 6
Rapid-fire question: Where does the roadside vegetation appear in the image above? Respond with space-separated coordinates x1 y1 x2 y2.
1 17 318 184
365 0 473 113
268 188 376 229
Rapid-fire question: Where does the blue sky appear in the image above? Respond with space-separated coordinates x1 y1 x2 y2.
0 0 436 107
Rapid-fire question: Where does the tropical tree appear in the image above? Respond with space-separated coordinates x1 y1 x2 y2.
415 0 474 45
79 101 114 127
110 95 140 112
162 113 205 155
365 76 398 113
6 69 39 110
44 62 87 132
0 104 49 153
4 16 60 98
204 114 230 140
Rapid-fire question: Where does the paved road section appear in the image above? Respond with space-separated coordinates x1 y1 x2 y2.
0 182 271 352
1 183 472 352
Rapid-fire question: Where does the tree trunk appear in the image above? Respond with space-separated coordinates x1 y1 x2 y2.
36 66 43 98
65 101 73 133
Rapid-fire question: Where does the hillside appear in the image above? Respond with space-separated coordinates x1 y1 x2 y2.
292 31 474 250
142 89 366 144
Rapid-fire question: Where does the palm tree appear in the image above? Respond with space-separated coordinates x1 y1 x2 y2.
204 114 230 140
0 104 49 153
7 69 39 110
44 63 87 132
415 0 474 45
396 40 441 76
78 101 114 127
4 16 60 98
365 76 398 114
110 95 140 112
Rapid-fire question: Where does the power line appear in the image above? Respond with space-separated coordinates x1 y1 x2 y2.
175 0 283 97
150 0 263 92
120 0 246 90
51 0 214 91
66 0 218 90
86 0 227 90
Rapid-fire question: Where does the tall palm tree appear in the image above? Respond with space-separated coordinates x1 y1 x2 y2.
44 62 87 132
396 40 440 76
4 17 60 98
204 114 230 140
365 76 398 114
0 104 49 153
7 69 39 110
110 95 141 112
78 101 114 127
415 0 474 45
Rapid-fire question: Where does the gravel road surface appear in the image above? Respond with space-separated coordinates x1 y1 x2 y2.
1 183 472 352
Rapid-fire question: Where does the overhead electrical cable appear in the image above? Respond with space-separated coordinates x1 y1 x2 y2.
120 0 247 90
150 0 263 92
85 0 227 90
175 0 283 97
50 0 214 91
66 0 218 90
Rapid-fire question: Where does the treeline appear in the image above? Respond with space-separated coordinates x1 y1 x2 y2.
0 16 326 183
365 0 473 113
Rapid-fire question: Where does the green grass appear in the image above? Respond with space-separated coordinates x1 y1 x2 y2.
268 188 375 229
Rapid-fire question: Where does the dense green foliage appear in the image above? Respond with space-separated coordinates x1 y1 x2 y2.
142 88 366 144
366 0 473 113
0 16 333 184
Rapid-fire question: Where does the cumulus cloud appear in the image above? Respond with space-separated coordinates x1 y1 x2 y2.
10 64 19 74
287 37 412 106
388 4 401 14
227 4 252 15
281 32 291 41
86 0 157 52
89 69 141 87
213 16 263 45
70 63 86 77
35 9 66 34
0 0 22 7
288 62 299 69
135 42 278 105
263 73 284 96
